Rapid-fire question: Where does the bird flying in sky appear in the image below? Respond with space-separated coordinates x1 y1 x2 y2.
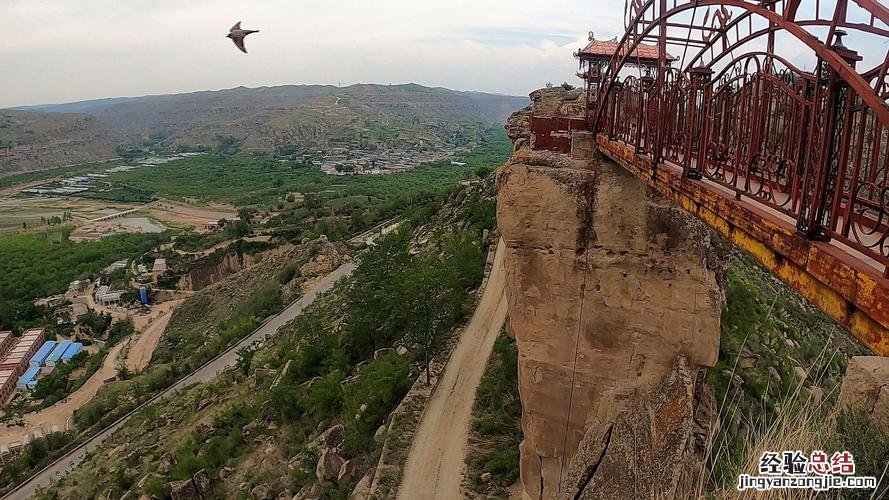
226 22 259 54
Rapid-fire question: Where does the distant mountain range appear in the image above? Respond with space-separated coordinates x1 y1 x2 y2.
1 84 528 175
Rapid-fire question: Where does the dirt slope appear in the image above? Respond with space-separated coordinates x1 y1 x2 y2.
125 300 182 373
398 238 508 499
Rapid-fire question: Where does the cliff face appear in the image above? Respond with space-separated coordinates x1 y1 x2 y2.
496 99 726 498
183 252 254 291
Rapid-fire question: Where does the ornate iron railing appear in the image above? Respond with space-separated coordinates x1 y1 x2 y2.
590 0 889 275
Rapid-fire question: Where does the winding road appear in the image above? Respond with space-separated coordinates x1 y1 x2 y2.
124 302 182 373
398 239 508 499
3 261 356 500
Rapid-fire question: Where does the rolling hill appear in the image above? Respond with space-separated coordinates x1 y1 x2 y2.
0 110 127 175
2 84 528 175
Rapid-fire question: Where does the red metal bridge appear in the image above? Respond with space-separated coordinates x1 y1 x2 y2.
534 0 889 355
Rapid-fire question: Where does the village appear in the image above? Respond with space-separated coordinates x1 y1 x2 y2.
320 144 473 175
0 328 82 459
0 248 193 463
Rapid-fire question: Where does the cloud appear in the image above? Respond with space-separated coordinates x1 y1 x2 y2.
0 0 626 107
4 0 882 108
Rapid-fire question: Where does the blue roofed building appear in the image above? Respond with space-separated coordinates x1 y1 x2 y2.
17 365 40 390
45 340 71 367
30 341 57 368
60 343 83 363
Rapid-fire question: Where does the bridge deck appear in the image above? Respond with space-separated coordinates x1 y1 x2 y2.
597 134 889 356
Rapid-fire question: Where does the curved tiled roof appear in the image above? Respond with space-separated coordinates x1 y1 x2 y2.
577 38 675 62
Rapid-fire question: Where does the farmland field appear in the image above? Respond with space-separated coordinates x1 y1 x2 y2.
0 196 140 233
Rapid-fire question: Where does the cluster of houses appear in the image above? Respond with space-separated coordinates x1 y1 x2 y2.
67 258 161 310
0 329 83 407
69 272 154 310
17 340 83 390
320 145 473 176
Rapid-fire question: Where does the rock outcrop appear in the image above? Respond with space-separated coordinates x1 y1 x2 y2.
839 356 889 426
506 87 585 151
184 252 253 291
497 100 726 498
169 478 199 500
527 87 585 118
316 448 346 482
560 356 715 499
169 468 212 500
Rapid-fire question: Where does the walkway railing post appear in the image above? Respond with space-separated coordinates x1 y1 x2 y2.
609 81 622 140
797 32 861 242
792 77 816 215
587 64 601 130
686 67 713 180
636 75 655 155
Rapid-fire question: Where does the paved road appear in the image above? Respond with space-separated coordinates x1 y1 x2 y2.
398 239 508 499
3 262 356 500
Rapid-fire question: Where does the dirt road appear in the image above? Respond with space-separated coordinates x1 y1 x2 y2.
125 300 182 373
0 297 181 449
0 342 125 449
173 235 272 258
398 239 508 500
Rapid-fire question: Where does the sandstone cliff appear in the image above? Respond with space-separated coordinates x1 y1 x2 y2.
496 93 727 498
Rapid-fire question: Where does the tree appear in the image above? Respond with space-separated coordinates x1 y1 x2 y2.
341 229 412 361
401 256 454 384
120 289 140 304
302 193 322 210
117 364 132 381
236 208 254 224
224 220 250 238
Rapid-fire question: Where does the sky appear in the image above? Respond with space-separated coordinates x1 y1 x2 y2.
2 1 883 109
0 0 626 108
